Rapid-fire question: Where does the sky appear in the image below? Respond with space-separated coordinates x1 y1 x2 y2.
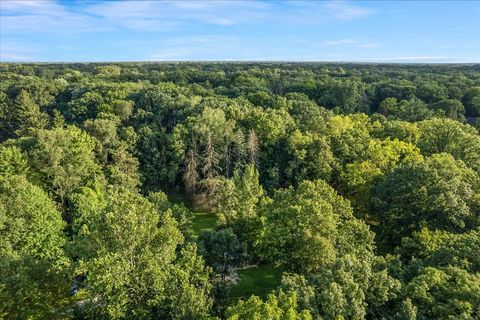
1 0 479 63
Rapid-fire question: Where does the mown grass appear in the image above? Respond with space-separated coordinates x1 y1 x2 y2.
191 212 217 235
175 196 282 300
167 193 217 236
229 264 284 300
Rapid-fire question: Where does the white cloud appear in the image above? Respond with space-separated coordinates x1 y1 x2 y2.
277 1 375 24
0 0 106 34
323 39 356 46
81 0 270 30
0 0 380 61
324 0 376 20
1 0 375 35
319 39 381 48
0 0 60 13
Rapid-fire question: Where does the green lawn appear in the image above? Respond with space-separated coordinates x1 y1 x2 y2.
191 212 217 235
178 199 282 300
167 193 217 235
229 264 284 300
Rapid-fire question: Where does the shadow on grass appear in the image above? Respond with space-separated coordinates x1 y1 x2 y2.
229 264 284 301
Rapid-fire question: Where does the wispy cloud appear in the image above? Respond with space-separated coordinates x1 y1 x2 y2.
84 1 268 31
1 0 271 34
2 0 475 63
324 1 376 20
1 0 376 35
323 39 356 46
1 0 106 34
0 38 46 61
320 39 381 48
279 0 376 24
1 0 378 61
149 35 244 61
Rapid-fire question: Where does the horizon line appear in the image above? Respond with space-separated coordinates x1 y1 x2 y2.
1 60 479 65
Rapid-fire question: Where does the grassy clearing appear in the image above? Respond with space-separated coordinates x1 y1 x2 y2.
167 193 217 236
229 264 284 300
191 212 217 235
170 196 281 300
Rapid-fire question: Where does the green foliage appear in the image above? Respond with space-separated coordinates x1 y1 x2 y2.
198 228 245 275
0 90 48 139
27 126 101 205
372 153 480 247
95 65 122 77
148 191 194 239
163 244 213 319
1 62 480 318
417 118 480 172
194 165 264 250
462 86 480 117
340 138 422 215
83 117 140 188
319 79 367 113
0 175 65 260
398 228 480 273
218 166 264 229
226 291 313 320
286 130 334 184
325 114 372 166
13 90 49 136
71 186 212 319
246 107 294 147
0 256 70 320
431 99 465 121
137 125 181 190
0 145 29 177
258 179 373 273
382 98 434 121
404 267 480 320
280 257 402 320
373 119 420 144
0 175 68 319
415 81 447 104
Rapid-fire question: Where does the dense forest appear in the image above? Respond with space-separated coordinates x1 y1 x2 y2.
1 62 480 320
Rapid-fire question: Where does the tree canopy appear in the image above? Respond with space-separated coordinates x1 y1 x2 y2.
1 62 479 319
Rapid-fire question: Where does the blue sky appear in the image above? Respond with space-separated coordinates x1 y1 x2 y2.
1 0 479 62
